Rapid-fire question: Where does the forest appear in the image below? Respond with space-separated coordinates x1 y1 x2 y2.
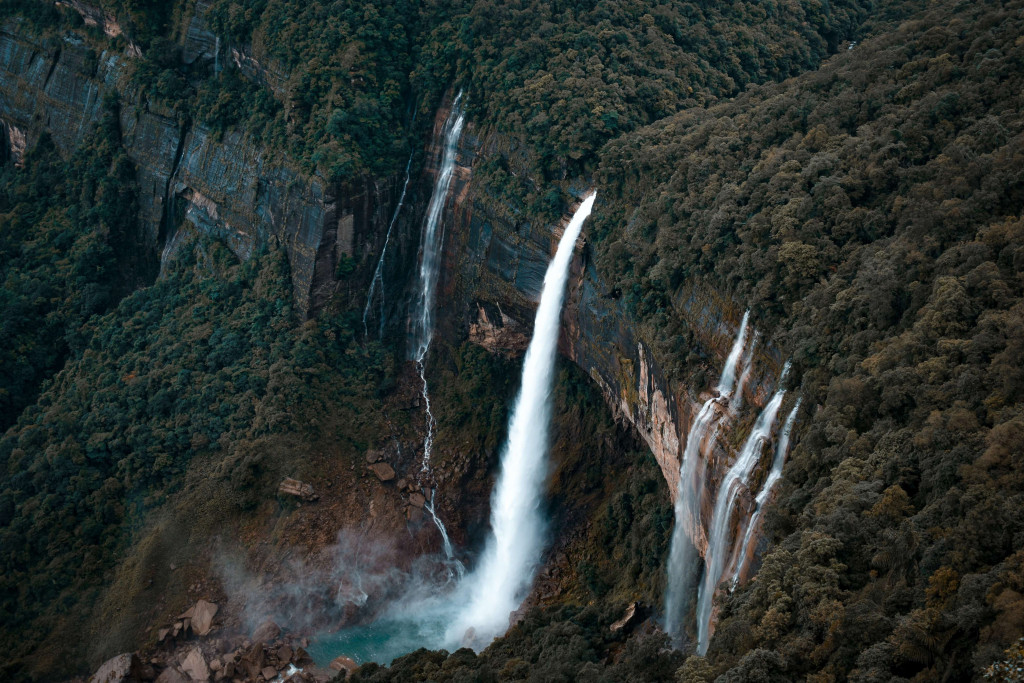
1 0 1022 680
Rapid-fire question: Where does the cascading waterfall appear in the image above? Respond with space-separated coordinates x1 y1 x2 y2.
730 398 801 586
664 311 750 639
425 489 465 581
695 361 790 654
411 93 465 476
732 332 758 414
447 192 596 646
363 152 414 339
412 95 464 567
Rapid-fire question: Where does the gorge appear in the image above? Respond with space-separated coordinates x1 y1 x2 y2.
2 0 1024 681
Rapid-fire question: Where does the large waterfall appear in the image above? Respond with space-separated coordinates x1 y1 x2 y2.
730 399 801 586
695 362 790 654
664 312 750 638
363 152 414 339
447 192 596 646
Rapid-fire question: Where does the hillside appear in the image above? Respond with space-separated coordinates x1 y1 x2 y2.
1 0 1022 681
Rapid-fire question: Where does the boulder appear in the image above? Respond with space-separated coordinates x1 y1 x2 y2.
368 462 395 482
190 600 219 636
305 667 335 683
364 450 382 464
262 666 279 680
155 667 190 683
408 492 426 508
329 656 358 674
278 478 318 502
252 620 282 644
90 653 142 683
610 602 638 632
181 648 209 681
238 644 266 680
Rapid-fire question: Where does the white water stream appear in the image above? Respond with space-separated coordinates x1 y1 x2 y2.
363 152 414 339
447 192 596 646
664 311 750 639
695 362 790 654
730 398 801 586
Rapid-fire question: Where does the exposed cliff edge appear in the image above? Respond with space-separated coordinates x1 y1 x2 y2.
0 13 395 315
429 107 788 560
0 1 786 572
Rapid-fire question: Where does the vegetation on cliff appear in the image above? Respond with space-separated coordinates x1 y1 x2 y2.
589 0 1024 678
2 0 1024 680
0 97 142 431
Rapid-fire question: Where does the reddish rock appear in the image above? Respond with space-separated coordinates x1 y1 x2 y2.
369 462 395 481
252 620 281 643
190 600 219 636
155 667 189 683
409 492 426 508
329 656 358 674
181 648 209 681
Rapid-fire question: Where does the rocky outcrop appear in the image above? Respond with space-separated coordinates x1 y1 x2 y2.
0 15 395 315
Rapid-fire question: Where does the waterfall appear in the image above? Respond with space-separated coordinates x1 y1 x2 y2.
730 399 801 586
695 362 790 654
425 489 466 582
732 332 758 414
363 152 414 339
410 92 464 364
448 192 596 646
411 93 465 476
664 311 750 639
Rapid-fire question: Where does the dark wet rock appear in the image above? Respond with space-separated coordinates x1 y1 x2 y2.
252 620 282 644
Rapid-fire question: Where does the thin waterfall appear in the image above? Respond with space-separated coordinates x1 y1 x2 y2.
411 93 465 475
696 362 790 654
363 152 414 339
448 193 596 646
410 92 464 363
730 399 801 586
732 332 758 414
664 311 750 639
425 489 466 582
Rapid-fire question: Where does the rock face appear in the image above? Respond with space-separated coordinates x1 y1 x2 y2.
0 14 396 316
426 104 787 561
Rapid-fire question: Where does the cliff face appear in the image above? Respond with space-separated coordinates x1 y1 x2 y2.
0 5 786 565
0 15 392 315
428 105 787 559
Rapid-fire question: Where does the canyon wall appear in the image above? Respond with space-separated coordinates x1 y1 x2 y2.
0 13 395 315
0 6 789 564
432 110 788 557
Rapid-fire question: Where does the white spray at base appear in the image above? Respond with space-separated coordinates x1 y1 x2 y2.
363 152 414 339
446 192 596 646
664 311 750 639
730 398 801 586
696 361 790 654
